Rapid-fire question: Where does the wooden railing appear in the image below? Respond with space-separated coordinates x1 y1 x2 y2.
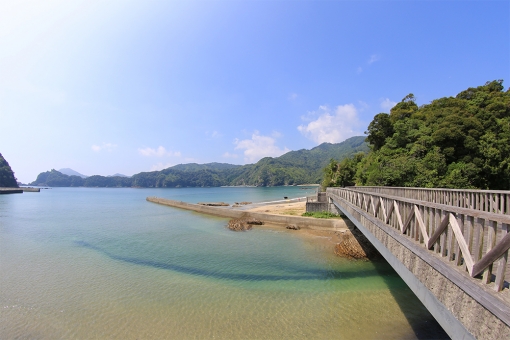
327 187 510 292
350 186 510 215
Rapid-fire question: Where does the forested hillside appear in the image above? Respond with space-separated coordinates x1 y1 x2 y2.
30 136 368 187
0 153 18 187
324 80 510 190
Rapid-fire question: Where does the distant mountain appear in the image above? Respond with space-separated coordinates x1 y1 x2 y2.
108 173 129 178
30 136 368 187
30 169 132 187
170 163 242 172
0 153 19 188
59 168 88 178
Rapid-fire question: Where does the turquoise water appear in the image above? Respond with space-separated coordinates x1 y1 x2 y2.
0 187 448 339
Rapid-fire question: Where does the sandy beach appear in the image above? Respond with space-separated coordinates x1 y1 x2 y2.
244 201 349 252
243 200 377 259
245 200 307 215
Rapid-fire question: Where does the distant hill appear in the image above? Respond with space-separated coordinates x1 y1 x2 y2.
170 163 242 172
59 168 88 178
0 153 19 188
108 173 129 178
30 169 132 187
30 136 368 187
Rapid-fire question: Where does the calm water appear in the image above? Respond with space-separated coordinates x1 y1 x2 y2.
0 187 448 339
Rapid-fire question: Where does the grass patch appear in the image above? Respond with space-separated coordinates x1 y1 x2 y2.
301 211 341 219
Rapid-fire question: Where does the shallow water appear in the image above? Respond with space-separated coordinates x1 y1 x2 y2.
0 187 448 339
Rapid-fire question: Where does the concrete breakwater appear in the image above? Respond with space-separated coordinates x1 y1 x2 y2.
146 197 348 231
0 187 41 194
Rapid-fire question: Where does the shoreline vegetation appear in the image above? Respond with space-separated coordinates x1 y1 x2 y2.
324 80 510 190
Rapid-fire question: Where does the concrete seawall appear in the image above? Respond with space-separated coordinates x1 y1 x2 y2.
146 197 348 230
0 187 40 194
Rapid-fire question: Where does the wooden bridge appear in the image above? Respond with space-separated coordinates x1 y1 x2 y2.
327 186 510 340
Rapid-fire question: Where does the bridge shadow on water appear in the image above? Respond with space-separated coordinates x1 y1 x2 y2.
350 227 451 340
75 237 451 339
74 240 399 282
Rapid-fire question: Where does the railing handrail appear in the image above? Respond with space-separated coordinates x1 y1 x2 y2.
327 186 510 294
340 187 510 224
344 186 510 215
350 186 510 195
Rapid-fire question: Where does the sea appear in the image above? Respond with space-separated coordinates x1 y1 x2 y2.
0 187 449 339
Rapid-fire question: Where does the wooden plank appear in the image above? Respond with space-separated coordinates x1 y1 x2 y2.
493 223 508 292
385 200 395 224
433 208 440 253
465 215 474 272
447 221 455 262
427 213 450 249
372 195 380 217
393 201 404 232
473 218 484 262
449 214 474 273
454 214 464 266
379 197 387 222
472 230 510 278
414 205 430 245
402 204 415 234
482 220 497 284
440 210 448 257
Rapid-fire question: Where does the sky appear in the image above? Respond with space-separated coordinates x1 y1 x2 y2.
1 0 508 183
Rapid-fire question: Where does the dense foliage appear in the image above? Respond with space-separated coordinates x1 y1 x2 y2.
324 81 510 190
0 153 18 187
30 169 132 187
30 136 368 187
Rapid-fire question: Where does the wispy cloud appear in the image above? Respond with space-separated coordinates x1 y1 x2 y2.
297 104 363 144
138 146 181 157
380 98 397 112
368 54 380 64
234 131 289 163
206 130 222 139
92 143 117 152
222 152 238 159
288 93 298 101
357 66 363 74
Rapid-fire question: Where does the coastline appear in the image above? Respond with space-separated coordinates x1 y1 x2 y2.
146 196 349 231
146 196 357 256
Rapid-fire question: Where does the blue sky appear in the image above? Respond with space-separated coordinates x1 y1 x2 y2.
1 0 508 183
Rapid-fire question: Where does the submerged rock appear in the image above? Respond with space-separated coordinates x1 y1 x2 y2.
227 218 263 231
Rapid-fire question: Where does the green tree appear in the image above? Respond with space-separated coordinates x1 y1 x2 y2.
365 113 394 151
0 153 18 187
323 80 510 190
